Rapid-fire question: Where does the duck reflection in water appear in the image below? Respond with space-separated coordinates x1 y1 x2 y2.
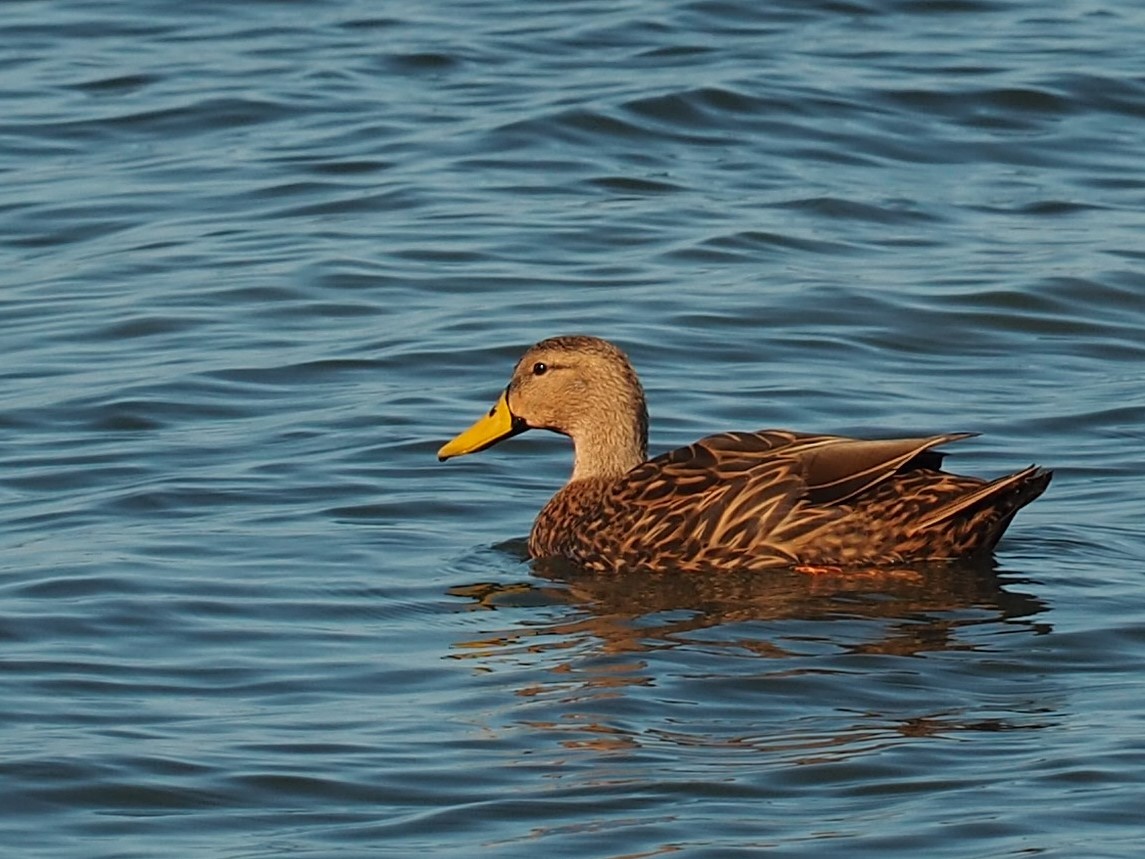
450 554 1048 662
448 556 1052 760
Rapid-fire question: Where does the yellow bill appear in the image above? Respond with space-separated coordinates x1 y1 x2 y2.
438 390 526 461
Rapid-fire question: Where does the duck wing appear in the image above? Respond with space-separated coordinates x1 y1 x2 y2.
619 430 973 502
605 430 975 562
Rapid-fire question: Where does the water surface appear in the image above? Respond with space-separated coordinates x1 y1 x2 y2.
3 0 1145 856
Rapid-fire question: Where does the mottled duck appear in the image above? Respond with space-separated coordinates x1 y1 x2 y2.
438 335 1050 573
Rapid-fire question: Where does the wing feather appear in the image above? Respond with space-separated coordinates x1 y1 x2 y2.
606 430 980 555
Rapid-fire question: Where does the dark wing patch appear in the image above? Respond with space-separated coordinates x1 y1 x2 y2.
798 433 977 505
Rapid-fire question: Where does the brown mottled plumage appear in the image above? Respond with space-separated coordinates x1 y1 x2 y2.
438 335 1051 573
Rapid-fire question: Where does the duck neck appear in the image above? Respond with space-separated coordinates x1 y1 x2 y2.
568 401 648 483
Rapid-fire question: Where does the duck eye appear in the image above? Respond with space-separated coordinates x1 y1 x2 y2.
532 362 548 376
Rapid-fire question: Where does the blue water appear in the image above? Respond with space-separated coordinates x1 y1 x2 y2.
3 0 1145 856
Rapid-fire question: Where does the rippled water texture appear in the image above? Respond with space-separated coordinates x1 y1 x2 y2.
3 1 1145 856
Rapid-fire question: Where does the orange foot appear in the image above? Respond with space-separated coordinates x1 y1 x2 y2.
794 564 924 582
794 564 845 576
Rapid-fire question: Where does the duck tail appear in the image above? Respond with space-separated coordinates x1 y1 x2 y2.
910 465 1053 554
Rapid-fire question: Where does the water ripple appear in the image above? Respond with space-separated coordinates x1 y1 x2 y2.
3 0 1145 857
